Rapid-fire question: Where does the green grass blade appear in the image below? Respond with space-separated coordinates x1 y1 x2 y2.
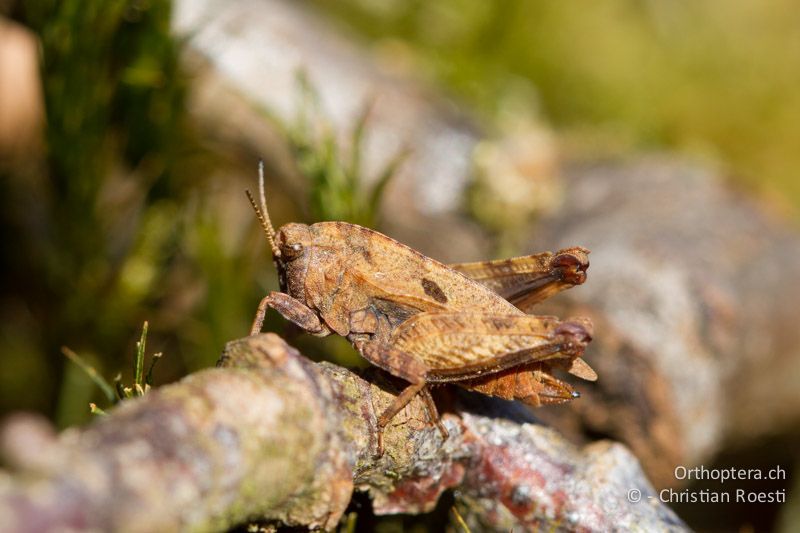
134 321 148 389
61 347 116 403
145 352 163 387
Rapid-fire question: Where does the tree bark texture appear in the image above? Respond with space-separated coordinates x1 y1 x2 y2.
0 334 686 532
171 0 800 488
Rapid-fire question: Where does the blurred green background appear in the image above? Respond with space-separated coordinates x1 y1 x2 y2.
313 0 800 213
0 1 798 529
0 0 253 428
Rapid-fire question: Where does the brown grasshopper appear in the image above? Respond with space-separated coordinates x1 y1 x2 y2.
247 166 596 453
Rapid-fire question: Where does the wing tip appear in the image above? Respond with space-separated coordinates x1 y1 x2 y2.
568 357 598 381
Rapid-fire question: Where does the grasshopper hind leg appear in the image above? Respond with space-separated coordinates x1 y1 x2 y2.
420 386 449 441
374 382 448 457
375 381 426 457
356 340 447 455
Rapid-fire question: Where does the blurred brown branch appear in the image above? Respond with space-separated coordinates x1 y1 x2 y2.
531 158 800 487
0 334 685 531
0 17 43 161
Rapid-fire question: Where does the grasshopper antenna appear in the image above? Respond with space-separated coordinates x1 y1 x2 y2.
246 160 281 258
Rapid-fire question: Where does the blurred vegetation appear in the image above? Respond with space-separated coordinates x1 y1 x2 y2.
0 1 404 428
0 0 262 428
272 72 405 228
311 0 800 217
62 321 162 416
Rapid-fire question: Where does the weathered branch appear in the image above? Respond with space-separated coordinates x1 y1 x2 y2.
0 334 686 531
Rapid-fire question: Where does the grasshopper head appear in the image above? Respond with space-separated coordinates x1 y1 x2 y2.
246 162 314 297
274 223 314 295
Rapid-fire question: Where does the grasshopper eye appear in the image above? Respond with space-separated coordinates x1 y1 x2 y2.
282 242 304 259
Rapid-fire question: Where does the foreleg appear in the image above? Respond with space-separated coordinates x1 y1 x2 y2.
250 291 331 337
